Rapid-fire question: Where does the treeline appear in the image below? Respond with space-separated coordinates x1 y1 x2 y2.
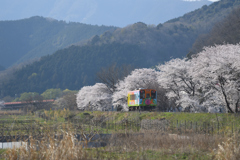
2 88 78 111
3 88 77 102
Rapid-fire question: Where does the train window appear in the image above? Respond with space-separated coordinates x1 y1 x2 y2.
146 93 150 98
140 90 145 99
151 90 156 99
130 95 136 100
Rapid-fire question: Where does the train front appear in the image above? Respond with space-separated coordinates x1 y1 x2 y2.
139 89 157 111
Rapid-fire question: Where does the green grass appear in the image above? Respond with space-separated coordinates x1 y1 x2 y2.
0 149 6 155
0 149 7 160
75 111 240 124
1 110 240 135
72 111 240 134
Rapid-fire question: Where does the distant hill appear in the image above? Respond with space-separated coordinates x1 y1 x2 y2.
0 0 213 27
188 7 240 57
1 0 240 97
0 16 117 68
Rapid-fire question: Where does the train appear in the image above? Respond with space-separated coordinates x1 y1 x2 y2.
127 88 157 111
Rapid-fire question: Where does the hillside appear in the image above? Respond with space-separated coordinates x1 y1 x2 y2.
0 16 117 68
1 0 240 98
188 7 240 56
85 0 240 64
0 43 147 96
166 0 237 29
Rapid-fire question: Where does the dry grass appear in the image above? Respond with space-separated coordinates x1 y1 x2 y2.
4 131 90 160
108 131 221 158
214 135 240 160
3 127 240 160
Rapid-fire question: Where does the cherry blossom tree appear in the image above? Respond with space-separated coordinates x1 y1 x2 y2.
157 58 204 112
76 83 112 111
157 44 240 113
112 68 159 111
191 44 240 113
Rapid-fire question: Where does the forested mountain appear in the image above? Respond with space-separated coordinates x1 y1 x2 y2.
1 0 240 97
0 16 117 68
0 43 147 96
188 7 240 57
85 0 240 64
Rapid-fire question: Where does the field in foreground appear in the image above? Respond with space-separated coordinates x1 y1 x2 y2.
0 110 240 159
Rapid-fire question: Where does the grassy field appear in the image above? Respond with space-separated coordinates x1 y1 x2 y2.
0 110 240 159
1 109 236 124
74 111 240 122
0 110 239 135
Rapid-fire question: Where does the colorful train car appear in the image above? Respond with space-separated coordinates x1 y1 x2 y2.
127 88 157 111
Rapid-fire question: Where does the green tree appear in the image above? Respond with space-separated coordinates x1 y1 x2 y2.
62 89 78 96
41 88 62 100
18 92 39 102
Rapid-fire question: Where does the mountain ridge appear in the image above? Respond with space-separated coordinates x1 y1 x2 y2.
0 16 117 68
0 0 213 27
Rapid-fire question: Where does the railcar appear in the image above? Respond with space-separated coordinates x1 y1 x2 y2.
127 88 157 111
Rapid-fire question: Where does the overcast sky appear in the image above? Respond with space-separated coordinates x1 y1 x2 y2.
0 0 219 27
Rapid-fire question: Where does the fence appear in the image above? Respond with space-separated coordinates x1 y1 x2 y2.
70 117 240 136
0 116 240 145
0 142 27 149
